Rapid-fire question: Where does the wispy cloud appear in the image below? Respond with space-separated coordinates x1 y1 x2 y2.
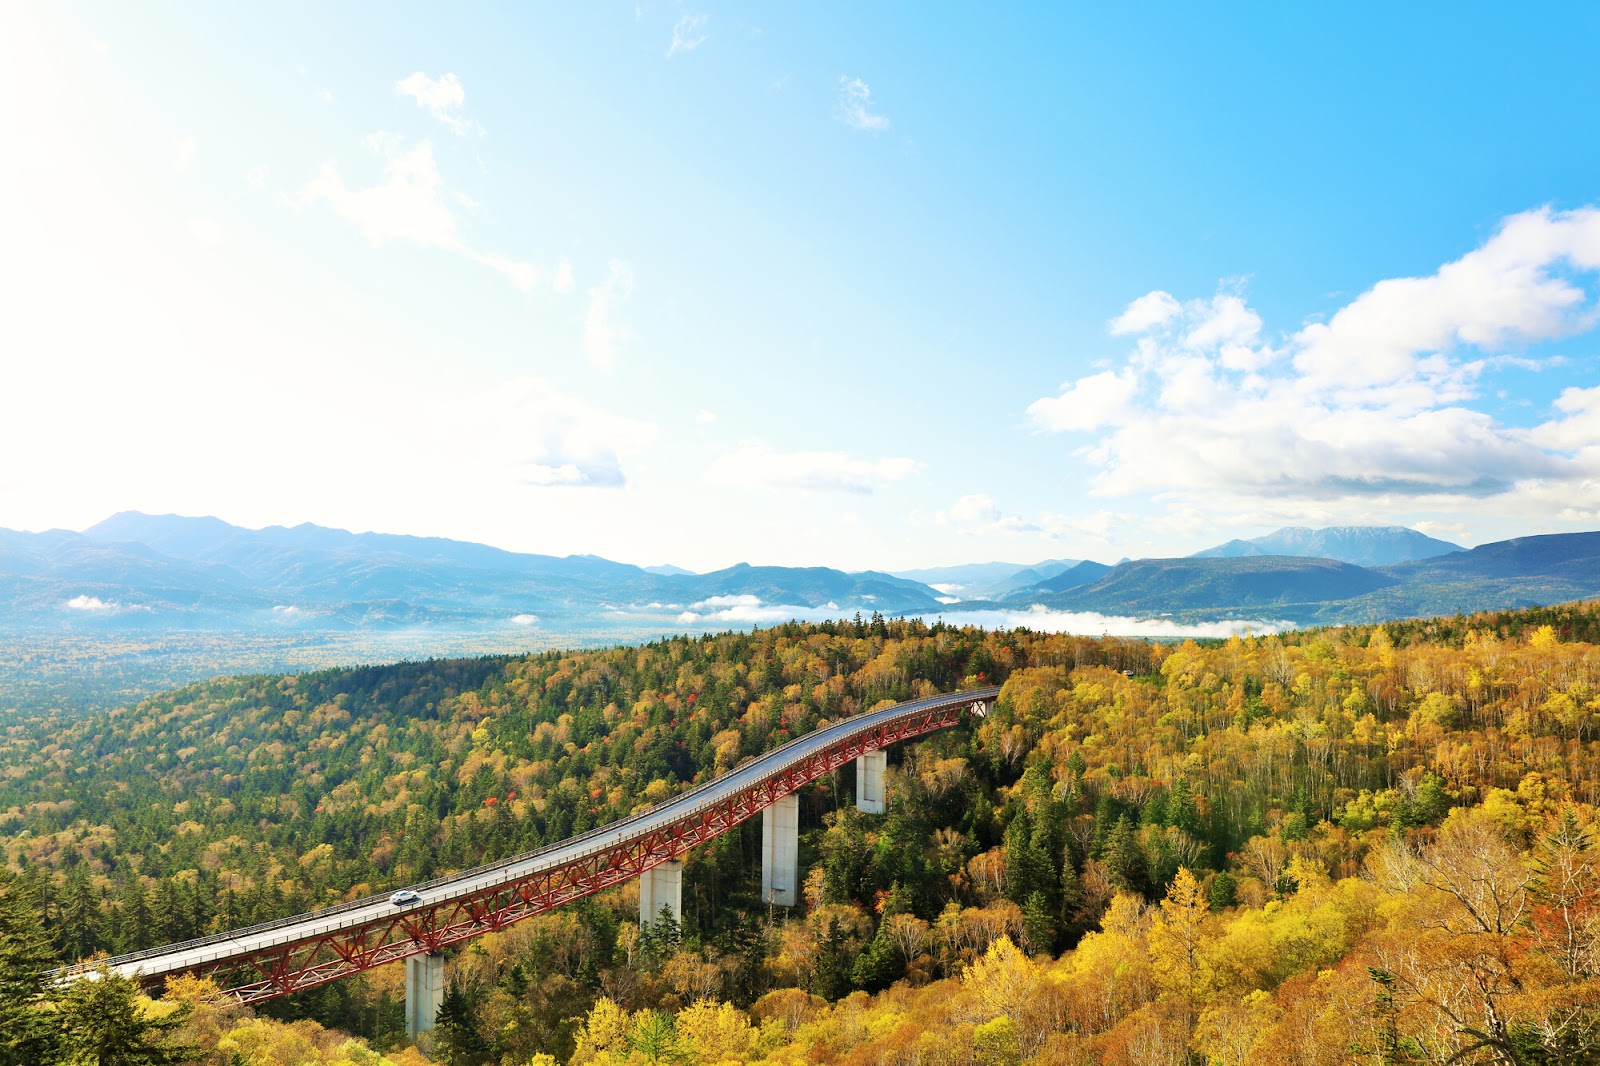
667 13 709 57
440 377 657 489
707 444 920 494
395 72 481 135
584 261 636 369
837 76 889 132
300 136 554 294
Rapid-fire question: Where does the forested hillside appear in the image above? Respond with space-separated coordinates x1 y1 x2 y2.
6 603 1600 1063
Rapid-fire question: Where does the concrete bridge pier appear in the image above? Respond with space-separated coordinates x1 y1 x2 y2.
761 793 799 906
856 750 887 814
405 951 445 1038
639 859 684 930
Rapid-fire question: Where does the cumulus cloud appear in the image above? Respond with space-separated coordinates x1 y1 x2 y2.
1293 208 1600 389
510 613 539 626
299 136 554 294
1110 290 1180 335
1027 206 1600 521
667 13 709 57
706 444 921 494
395 72 480 135
64 594 116 611
271 604 300 616
1027 368 1139 431
584 261 635 369
837 77 889 132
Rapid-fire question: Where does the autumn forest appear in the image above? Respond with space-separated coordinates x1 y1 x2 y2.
7 604 1600 1065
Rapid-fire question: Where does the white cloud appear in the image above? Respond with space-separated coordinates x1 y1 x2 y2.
395 72 480 135
584 260 635 369
554 259 575 296
245 166 268 191
837 77 889 132
301 141 459 247
706 444 920 494
695 409 717 424
448 377 657 489
492 377 656 486
675 594 834 626
667 13 709 57
1110 290 1180 335
271 604 301 616
510 613 539 626
64 594 116 611
1027 206 1600 522
300 136 552 294
934 493 1101 539
935 605 1286 639
1293 206 1600 389
173 135 196 175
939 493 1001 525
473 252 540 294
1027 367 1139 431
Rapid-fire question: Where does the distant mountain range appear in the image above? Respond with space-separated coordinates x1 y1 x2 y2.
1 515 1597 637
997 532 1600 626
890 559 1082 600
1192 525 1463 566
0 512 943 632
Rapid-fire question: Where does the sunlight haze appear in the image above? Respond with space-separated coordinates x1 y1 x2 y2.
4 3 1599 571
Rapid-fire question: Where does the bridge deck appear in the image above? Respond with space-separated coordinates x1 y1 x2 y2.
83 685 998 1002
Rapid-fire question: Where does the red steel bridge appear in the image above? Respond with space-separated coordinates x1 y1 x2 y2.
90 686 998 1006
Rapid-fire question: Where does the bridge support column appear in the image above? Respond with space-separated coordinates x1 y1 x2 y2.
639 859 683 930
405 951 445 1039
856 750 887 814
761 793 799 906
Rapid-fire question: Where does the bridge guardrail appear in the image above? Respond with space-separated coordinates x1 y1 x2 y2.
81 685 999 977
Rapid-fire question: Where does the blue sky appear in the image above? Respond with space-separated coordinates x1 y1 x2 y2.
3 3 1599 571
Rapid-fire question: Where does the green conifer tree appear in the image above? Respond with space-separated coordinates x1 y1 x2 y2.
59 871 102 962
0 875 62 1066
1104 815 1147 895
56 964 198 1066
433 979 492 1066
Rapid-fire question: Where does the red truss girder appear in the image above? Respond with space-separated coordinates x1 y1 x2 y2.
172 697 989 1005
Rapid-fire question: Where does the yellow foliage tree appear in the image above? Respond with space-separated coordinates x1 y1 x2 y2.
674 998 760 1065
571 996 634 1065
1146 867 1212 1010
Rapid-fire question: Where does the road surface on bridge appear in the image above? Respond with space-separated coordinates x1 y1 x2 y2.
87 684 999 1002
